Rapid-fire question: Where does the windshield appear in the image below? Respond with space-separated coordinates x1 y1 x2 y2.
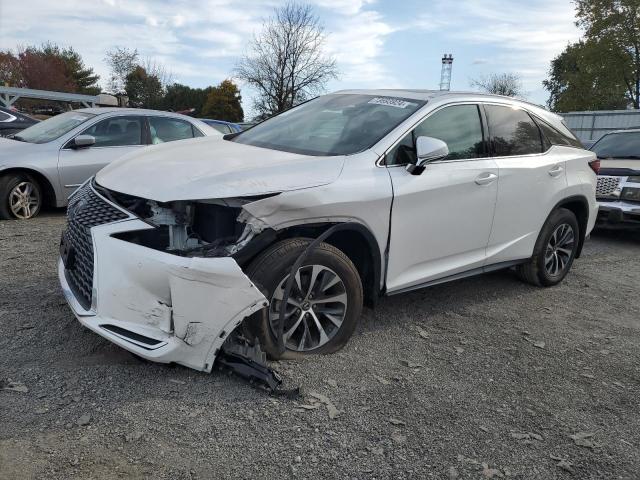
591 132 640 159
232 94 426 156
16 111 95 144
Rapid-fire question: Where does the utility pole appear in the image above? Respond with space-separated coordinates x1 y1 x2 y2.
440 54 454 91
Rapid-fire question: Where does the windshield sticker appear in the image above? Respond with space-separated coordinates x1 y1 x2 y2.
368 97 416 109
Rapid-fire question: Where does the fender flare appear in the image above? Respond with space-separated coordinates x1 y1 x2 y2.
548 194 591 259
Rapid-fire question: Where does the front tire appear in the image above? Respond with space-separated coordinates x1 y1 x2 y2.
517 208 579 287
245 238 363 360
0 173 43 220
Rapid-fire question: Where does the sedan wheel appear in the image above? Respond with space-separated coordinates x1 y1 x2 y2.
9 181 41 219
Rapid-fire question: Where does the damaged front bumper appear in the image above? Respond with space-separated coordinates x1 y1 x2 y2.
58 215 268 372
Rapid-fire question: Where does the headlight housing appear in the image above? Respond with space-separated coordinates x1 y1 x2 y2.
620 187 640 203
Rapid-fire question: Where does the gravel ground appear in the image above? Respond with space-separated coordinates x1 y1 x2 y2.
1 212 639 480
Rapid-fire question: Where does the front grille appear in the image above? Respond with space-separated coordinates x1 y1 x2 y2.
596 176 622 198
64 182 129 309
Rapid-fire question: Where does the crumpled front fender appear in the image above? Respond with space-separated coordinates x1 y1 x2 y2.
59 218 267 372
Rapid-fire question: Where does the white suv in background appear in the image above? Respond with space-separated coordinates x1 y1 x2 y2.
58 90 598 377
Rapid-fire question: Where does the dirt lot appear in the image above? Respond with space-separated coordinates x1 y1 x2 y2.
1 212 639 480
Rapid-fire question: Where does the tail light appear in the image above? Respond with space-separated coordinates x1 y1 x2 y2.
589 159 600 174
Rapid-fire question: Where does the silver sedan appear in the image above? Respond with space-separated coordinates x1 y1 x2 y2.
0 108 221 219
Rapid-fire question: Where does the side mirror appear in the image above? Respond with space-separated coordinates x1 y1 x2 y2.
405 136 449 175
72 134 96 149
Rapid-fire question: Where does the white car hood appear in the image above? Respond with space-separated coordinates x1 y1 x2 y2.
96 137 346 202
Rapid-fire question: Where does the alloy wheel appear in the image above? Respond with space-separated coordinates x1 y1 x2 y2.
544 223 575 277
9 181 40 219
269 264 348 352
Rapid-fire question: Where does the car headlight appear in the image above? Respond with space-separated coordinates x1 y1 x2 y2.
620 187 640 202
627 176 640 183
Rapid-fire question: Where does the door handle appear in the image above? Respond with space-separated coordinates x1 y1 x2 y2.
548 165 564 177
475 172 497 186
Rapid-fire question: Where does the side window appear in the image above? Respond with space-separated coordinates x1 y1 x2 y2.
192 125 205 137
149 117 194 144
535 117 583 149
210 123 232 134
0 111 11 122
485 105 543 156
387 105 486 165
80 116 143 147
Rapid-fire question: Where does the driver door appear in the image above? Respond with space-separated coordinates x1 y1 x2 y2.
58 115 146 198
385 104 499 293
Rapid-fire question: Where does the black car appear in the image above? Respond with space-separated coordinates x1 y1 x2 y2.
0 107 39 137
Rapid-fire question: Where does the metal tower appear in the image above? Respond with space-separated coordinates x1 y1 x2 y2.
439 54 454 91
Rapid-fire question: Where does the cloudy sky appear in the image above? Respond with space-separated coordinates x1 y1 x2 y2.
0 0 582 116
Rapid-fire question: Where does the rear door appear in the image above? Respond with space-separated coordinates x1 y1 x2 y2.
58 115 145 198
484 104 568 264
385 103 499 293
148 116 197 144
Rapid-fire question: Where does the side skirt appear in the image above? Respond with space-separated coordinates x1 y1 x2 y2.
386 259 528 296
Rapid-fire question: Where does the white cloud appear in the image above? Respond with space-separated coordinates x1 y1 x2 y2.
325 10 397 86
411 0 580 101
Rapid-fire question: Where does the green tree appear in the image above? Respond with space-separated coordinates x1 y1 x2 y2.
163 83 213 115
125 66 164 109
544 39 628 112
202 79 244 122
545 0 640 110
575 0 640 107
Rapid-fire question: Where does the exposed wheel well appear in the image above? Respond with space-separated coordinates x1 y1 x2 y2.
553 196 589 258
274 223 382 307
0 168 57 208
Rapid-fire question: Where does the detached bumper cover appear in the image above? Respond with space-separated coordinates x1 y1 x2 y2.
58 216 267 372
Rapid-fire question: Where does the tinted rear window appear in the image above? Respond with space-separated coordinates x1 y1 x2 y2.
485 105 543 156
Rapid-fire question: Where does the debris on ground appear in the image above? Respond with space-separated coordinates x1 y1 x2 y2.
570 431 598 449
550 455 575 474
373 374 391 385
510 432 543 441
399 359 423 369
76 414 91 427
308 392 341 419
416 325 429 339
1 379 28 393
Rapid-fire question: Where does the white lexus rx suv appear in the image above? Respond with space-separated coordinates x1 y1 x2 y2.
58 90 598 375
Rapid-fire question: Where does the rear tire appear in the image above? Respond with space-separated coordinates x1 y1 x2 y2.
0 173 43 220
245 238 363 360
517 208 579 287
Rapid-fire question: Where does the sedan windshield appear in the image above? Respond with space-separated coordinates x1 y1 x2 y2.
591 132 640 159
16 111 95 144
233 94 426 156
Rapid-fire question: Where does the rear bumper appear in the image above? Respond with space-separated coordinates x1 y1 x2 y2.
596 201 640 228
58 218 267 372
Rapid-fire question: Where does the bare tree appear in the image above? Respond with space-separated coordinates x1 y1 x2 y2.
471 73 524 97
235 2 338 118
105 47 139 94
143 58 174 89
